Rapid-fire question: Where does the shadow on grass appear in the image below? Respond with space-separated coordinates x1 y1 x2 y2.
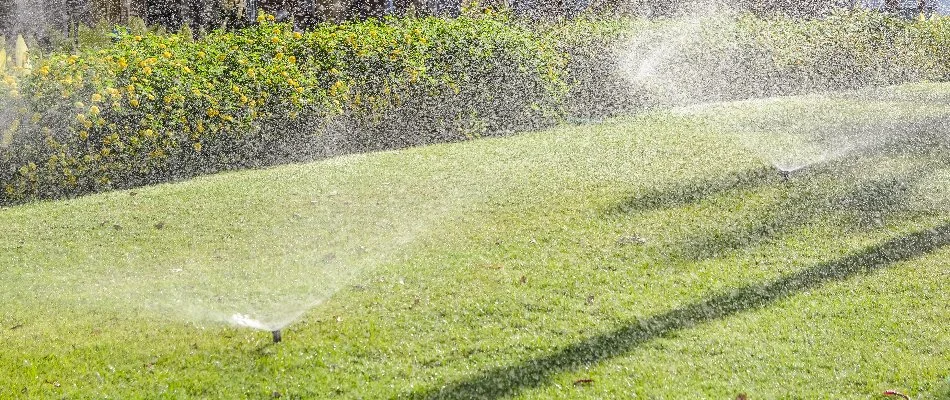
609 165 779 214
935 377 950 400
675 172 917 260
407 222 950 399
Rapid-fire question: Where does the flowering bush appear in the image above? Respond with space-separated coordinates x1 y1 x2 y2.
0 11 565 204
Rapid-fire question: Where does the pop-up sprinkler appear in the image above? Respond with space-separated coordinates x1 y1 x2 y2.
778 169 791 181
229 314 284 343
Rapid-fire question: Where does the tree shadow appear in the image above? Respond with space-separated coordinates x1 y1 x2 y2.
611 119 950 261
674 171 918 260
405 222 950 399
609 165 779 214
935 377 950 400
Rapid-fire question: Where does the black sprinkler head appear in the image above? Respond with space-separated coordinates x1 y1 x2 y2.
272 330 282 343
778 169 791 181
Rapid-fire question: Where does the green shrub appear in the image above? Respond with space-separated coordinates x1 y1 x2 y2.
544 10 950 107
646 10 950 101
0 11 565 205
301 13 565 151
5 9 950 205
538 17 658 119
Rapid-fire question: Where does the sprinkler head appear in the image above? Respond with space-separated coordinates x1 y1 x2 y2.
272 330 282 343
778 169 791 182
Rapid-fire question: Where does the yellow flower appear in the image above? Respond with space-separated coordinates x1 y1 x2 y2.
206 108 219 117
197 51 206 58
82 120 93 129
126 85 135 93
91 93 103 102
8 89 18 97
31 113 41 123
134 35 142 42
142 66 152 75
129 98 140 107
79 130 89 140
89 105 100 115
192 88 202 97
193 142 202 152
271 36 280 44
76 113 87 123
143 129 154 137
163 51 172 58
288 56 296 64
293 32 302 40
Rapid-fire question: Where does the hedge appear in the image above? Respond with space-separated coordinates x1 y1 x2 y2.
3 9 950 205
0 11 565 204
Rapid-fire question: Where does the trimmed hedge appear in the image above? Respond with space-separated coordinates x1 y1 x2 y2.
553 10 950 105
0 11 565 204
4 10 950 205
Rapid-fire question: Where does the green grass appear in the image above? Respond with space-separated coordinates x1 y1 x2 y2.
2 83 950 398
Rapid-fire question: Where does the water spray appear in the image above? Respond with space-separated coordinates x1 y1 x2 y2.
231 313 284 343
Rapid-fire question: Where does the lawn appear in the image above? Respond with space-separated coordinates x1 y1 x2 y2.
1 82 949 399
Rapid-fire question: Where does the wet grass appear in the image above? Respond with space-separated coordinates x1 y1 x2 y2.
2 83 950 398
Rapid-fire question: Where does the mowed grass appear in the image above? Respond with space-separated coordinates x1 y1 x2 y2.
2 83 950 398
